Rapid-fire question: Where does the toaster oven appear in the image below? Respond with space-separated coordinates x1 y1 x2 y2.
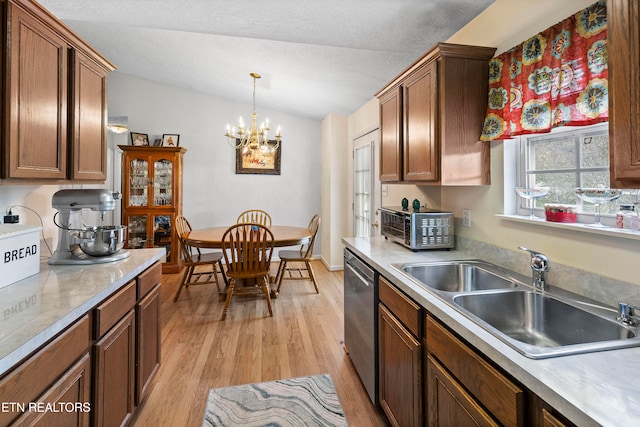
380 206 454 250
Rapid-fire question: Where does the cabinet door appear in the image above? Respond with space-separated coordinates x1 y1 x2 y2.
13 353 92 427
379 87 402 182
152 156 175 207
378 303 422 427
5 3 68 179
152 214 174 264
124 157 151 209
426 355 499 427
403 61 438 182
136 285 161 404
125 214 149 249
93 310 135 427
608 0 640 188
70 50 109 180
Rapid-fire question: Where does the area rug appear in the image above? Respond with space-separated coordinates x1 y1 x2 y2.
201 374 349 426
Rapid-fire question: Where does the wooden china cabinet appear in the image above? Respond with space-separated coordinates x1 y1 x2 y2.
120 145 185 273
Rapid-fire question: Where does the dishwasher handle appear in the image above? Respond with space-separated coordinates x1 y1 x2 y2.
345 262 374 288
344 250 375 283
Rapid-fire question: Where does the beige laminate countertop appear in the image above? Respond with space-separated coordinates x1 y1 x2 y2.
0 248 165 376
343 236 640 427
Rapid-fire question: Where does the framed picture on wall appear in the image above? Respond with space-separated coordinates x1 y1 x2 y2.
162 134 180 147
131 132 149 146
235 141 281 175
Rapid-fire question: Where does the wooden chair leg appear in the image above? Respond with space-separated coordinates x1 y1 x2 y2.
276 260 288 293
218 260 229 287
274 260 285 287
174 266 193 302
306 261 319 293
210 267 222 300
220 280 235 321
262 276 274 317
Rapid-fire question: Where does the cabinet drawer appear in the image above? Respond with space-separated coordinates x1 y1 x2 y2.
137 261 161 299
426 316 524 427
379 276 421 337
94 280 136 338
0 315 91 426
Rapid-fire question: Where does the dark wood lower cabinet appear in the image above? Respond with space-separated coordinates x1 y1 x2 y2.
93 310 136 427
426 354 498 427
378 275 424 427
12 353 92 427
379 304 422 427
0 262 161 427
542 409 569 427
136 285 161 404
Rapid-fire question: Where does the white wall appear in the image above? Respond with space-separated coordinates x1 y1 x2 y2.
320 113 348 269
108 73 322 253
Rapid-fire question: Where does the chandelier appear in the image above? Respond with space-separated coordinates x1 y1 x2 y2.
225 72 281 150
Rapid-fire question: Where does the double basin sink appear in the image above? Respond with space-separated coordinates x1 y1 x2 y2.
394 260 640 358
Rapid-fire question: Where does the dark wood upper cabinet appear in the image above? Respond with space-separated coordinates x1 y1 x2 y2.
403 60 438 182
608 0 640 188
70 49 110 180
1 0 115 182
4 2 68 179
379 87 403 182
376 43 495 185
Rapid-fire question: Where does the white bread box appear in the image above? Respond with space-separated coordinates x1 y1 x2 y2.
0 224 41 289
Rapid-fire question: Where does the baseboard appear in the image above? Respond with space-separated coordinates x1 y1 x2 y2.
320 256 344 272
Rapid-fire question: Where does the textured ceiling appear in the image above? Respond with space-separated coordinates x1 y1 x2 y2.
38 0 495 120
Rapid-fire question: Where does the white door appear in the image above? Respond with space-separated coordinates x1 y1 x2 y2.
353 130 381 237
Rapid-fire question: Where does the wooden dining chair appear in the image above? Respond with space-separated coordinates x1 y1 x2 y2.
236 209 272 228
274 214 321 294
220 223 275 320
173 215 228 302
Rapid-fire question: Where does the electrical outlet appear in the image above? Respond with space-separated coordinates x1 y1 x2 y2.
462 209 471 227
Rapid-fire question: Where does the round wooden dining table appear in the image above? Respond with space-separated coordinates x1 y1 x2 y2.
184 225 312 249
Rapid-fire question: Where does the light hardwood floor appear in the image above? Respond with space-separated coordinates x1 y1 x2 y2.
132 260 389 426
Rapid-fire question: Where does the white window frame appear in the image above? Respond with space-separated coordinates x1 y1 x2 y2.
513 123 619 225
502 124 640 241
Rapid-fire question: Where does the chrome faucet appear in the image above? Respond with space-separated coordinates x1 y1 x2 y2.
519 247 550 292
618 302 640 326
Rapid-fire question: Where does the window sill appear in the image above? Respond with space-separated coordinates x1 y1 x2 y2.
496 214 640 241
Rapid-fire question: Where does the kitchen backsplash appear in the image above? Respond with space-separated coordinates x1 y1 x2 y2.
456 235 640 308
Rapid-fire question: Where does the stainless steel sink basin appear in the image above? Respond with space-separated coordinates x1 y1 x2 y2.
396 260 518 293
453 291 640 358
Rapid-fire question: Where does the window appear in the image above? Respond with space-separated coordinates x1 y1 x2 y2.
516 123 638 221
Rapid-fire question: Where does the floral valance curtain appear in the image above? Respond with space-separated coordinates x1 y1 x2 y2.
480 0 608 141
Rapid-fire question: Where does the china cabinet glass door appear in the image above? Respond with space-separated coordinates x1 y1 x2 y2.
127 215 148 249
128 158 149 207
153 159 173 207
152 214 173 263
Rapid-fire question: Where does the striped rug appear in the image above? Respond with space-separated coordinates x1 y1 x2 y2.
201 374 348 426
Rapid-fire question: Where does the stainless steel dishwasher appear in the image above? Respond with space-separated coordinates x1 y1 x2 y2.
343 249 378 404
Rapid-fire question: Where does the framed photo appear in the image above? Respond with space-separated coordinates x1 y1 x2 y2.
153 138 163 147
131 132 149 146
162 134 180 147
235 141 281 175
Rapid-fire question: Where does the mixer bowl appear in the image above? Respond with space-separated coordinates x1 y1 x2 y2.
79 225 126 257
